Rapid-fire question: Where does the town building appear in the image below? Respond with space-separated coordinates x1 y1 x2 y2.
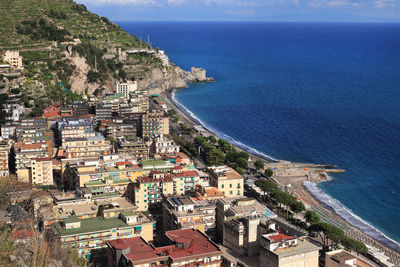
115 138 149 159
30 157 53 185
70 160 143 190
126 173 175 211
2 103 24 121
51 196 154 261
116 81 137 99
3 50 23 69
107 228 223 267
325 249 357 267
141 109 169 138
162 196 216 235
151 134 180 155
14 141 51 182
259 229 320 267
62 134 111 159
57 117 96 146
99 118 136 141
208 166 244 197
0 141 9 177
130 96 149 113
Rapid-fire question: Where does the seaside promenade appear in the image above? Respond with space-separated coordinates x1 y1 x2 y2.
162 91 400 267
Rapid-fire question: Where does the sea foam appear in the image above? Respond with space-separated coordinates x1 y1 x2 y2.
304 181 400 251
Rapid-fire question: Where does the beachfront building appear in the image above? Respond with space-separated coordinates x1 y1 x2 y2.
3 50 23 69
30 157 53 185
141 109 169 138
116 81 137 99
106 228 223 267
259 231 320 267
208 166 244 197
151 134 180 155
0 141 9 177
162 196 216 235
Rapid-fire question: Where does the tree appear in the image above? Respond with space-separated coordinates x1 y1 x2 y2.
290 201 305 214
265 168 274 178
254 160 264 172
341 237 368 254
236 157 248 169
305 210 320 225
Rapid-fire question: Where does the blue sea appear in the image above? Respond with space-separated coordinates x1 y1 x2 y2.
119 22 400 250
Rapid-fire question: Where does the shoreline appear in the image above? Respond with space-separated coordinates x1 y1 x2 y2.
161 87 400 265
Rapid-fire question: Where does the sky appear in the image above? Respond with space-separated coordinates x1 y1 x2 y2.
76 0 400 22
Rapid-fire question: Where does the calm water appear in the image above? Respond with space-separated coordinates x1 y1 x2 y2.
119 22 400 249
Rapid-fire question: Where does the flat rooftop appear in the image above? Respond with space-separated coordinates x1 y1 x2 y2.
272 238 320 257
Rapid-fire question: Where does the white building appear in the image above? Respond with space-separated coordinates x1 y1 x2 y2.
3 103 24 122
116 81 137 99
152 134 180 154
3 51 23 69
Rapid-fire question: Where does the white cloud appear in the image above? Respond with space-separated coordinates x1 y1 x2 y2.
308 0 362 8
79 0 161 6
374 0 395 8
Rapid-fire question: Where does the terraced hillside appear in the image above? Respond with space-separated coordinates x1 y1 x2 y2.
0 0 148 51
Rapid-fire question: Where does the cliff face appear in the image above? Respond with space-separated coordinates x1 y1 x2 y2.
144 65 214 95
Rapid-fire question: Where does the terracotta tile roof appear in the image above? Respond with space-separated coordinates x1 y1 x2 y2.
116 161 133 166
267 233 295 243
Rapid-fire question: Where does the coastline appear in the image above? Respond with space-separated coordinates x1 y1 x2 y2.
162 87 400 265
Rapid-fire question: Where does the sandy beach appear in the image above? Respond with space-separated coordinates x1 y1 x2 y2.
161 89 400 266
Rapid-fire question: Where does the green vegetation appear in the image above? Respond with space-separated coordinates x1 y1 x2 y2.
264 168 273 177
306 211 368 253
17 18 71 42
254 160 264 172
255 179 305 217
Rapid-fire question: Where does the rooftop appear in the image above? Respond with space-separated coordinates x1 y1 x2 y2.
271 238 320 257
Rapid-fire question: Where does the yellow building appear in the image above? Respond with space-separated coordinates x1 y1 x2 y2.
31 157 53 185
127 174 175 211
74 161 143 190
63 135 111 159
208 166 244 197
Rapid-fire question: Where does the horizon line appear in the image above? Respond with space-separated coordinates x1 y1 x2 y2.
114 20 400 24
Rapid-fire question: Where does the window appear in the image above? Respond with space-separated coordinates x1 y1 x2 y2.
237 190 240 195
229 184 232 188
221 184 224 188
229 191 233 195
237 183 241 188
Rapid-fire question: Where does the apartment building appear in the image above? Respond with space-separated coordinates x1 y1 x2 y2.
126 173 175 211
0 141 9 177
130 96 149 113
107 228 223 267
52 197 154 260
116 81 137 99
14 141 51 182
259 229 320 267
162 196 216 235
325 249 357 267
216 197 267 243
141 109 169 138
71 161 143 190
99 118 136 140
115 138 149 159
151 134 180 154
57 117 96 146
63 135 111 159
30 157 53 185
208 166 244 197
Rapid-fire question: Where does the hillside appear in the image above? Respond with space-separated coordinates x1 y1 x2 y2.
0 0 147 51
0 0 208 118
